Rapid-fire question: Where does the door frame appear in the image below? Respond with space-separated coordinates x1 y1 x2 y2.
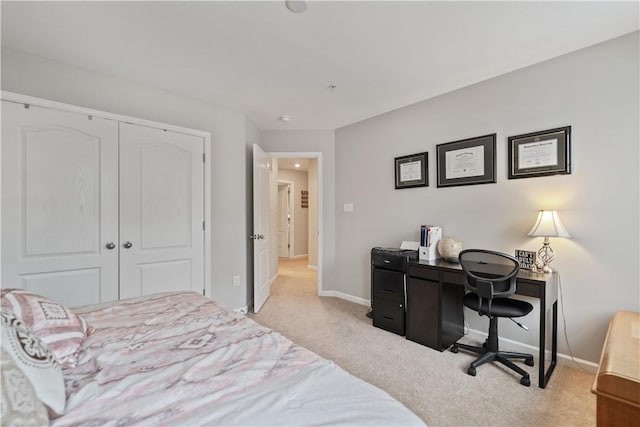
1 91 212 297
269 152 323 296
277 180 294 258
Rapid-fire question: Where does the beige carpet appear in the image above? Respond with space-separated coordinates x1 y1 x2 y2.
249 257 597 426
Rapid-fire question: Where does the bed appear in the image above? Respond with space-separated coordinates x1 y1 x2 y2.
1 290 425 426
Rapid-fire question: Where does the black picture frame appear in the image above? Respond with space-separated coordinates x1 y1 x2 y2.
394 152 428 189
436 134 496 188
508 126 571 179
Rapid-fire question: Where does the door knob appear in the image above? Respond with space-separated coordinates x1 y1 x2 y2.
105 242 116 250
122 241 133 249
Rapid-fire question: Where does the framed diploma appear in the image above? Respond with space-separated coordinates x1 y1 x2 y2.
436 134 496 188
395 152 428 189
508 126 571 179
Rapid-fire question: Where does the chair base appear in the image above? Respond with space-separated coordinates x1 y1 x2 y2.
451 316 534 387
451 342 533 386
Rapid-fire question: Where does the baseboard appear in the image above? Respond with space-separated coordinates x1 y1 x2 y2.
307 265 318 271
319 290 370 307
464 327 598 373
291 254 308 259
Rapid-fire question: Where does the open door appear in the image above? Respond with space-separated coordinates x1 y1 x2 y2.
253 144 272 313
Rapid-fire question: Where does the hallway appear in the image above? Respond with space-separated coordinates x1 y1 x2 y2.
271 257 317 298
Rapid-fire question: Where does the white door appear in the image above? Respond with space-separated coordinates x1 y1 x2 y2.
118 123 204 298
1 101 119 307
253 144 272 313
277 184 291 258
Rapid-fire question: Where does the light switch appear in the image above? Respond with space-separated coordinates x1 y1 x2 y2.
343 203 354 213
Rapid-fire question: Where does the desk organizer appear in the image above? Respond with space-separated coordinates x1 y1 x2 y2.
419 226 442 261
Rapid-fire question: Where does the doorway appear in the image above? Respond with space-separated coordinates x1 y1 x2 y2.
270 153 321 297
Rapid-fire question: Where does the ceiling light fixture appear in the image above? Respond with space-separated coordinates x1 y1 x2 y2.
278 115 292 122
285 0 307 13
294 163 301 168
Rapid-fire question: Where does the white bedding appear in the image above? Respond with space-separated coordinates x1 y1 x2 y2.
54 292 424 426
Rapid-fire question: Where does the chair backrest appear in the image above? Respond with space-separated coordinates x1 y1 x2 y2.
458 249 520 301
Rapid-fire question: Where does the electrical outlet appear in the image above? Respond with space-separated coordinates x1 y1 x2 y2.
233 275 240 287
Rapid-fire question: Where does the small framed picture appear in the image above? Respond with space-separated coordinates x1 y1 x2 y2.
515 249 537 271
508 126 571 179
395 152 428 189
436 134 496 188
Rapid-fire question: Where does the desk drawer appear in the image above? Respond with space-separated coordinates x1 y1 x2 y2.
373 269 404 303
442 271 464 285
373 297 405 335
407 265 440 281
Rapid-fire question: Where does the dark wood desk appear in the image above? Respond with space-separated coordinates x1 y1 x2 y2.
407 259 558 389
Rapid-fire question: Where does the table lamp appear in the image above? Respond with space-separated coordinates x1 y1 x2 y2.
528 210 570 273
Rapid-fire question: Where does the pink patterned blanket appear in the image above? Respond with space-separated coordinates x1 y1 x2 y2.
54 292 424 426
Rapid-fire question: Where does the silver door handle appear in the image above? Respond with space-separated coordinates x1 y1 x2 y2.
122 241 133 249
105 242 116 250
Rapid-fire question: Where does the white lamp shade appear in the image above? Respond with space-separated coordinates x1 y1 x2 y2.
528 210 570 238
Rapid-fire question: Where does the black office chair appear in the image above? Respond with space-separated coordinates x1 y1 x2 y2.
450 249 534 386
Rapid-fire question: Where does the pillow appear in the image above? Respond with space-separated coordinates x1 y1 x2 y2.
1 289 93 367
1 309 65 416
1 347 50 426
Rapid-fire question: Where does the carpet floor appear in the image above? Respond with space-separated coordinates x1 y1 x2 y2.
249 257 597 426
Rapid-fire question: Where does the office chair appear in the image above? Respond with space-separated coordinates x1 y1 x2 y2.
450 249 534 386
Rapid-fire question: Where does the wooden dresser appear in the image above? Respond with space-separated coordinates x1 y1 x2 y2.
592 311 640 426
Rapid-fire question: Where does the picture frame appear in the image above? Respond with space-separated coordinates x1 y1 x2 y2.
514 249 537 271
508 126 571 179
436 134 496 188
395 152 428 189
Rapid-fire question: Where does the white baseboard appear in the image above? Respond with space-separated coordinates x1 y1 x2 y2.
234 306 248 314
291 254 308 259
307 265 318 271
464 328 598 373
319 290 370 307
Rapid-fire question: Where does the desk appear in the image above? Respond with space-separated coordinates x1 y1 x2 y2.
407 259 558 389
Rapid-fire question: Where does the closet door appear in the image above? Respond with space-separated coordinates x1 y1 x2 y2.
1 101 119 307
118 123 204 298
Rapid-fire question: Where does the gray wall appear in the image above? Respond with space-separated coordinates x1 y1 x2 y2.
334 32 639 362
2 48 251 310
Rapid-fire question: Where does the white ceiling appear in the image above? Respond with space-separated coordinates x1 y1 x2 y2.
278 158 309 171
1 1 638 130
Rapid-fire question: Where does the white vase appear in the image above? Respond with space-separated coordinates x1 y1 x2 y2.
437 237 463 262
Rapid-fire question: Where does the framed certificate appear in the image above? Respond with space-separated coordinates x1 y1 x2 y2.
436 134 496 188
395 152 428 189
508 126 571 179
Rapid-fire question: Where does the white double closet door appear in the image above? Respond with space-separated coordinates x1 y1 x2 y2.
1 100 204 307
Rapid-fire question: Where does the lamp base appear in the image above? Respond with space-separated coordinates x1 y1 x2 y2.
535 238 555 274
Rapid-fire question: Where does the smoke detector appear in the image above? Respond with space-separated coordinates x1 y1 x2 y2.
285 1 307 13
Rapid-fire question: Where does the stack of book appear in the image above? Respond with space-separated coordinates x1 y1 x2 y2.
419 225 442 260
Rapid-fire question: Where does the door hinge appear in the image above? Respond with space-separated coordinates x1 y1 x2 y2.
203 153 205 163
202 220 205 231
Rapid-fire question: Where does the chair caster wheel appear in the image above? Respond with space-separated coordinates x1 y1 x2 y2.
467 367 476 377
525 357 534 366
450 345 459 353
482 341 488 349
520 376 530 387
